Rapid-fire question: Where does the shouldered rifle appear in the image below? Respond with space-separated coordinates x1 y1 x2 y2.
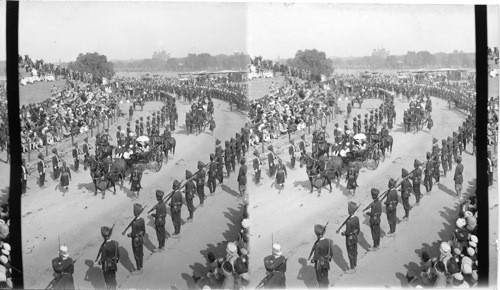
95 221 117 263
307 221 329 261
147 180 185 214
122 205 147 235
255 253 294 289
363 177 401 212
336 203 362 234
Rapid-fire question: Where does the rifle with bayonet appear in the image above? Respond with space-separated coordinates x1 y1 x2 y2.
45 252 85 289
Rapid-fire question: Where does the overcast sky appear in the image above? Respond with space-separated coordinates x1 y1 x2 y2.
0 2 498 62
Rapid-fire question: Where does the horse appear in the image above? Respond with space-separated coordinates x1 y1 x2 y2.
312 142 331 159
161 136 176 160
96 144 114 161
300 153 321 194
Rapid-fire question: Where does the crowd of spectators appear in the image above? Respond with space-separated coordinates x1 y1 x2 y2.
0 204 12 288
406 195 478 288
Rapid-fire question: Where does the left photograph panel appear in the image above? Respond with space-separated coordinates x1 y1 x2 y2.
0 2 12 288
19 2 251 289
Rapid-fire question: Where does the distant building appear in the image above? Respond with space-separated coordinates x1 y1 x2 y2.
152 50 170 61
372 47 390 59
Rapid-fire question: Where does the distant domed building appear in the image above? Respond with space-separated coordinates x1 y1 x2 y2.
372 47 390 59
152 50 170 61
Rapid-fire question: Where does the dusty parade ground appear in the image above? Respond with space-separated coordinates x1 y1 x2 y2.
248 76 498 288
20 82 250 288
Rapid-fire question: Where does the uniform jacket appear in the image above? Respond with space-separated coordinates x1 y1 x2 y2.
170 191 183 211
367 200 382 225
345 216 360 246
238 164 247 185
130 218 145 247
385 189 399 210
152 201 167 226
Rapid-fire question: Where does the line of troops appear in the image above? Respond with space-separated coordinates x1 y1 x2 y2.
46 126 253 289
258 117 474 288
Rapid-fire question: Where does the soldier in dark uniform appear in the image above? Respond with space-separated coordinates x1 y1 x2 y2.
365 188 382 251
129 105 134 120
150 190 167 251
357 115 362 134
126 122 131 137
310 224 334 288
342 201 360 274
346 165 358 197
235 133 242 163
146 116 151 136
272 243 286 285
116 126 122 146
447 136 453 171
127 203 145 275
241 127 249 152
237 158 247 199
260 255 286 288
129 166 142 198
401 168 412 221
230 138 237 171
50 245 75 289
21 158 28 194
72 143 81 172
352 117 358 134
454 156 464 199
98 226 120 289
452 132 459 162
384 178 398 236
432 143 441 184
52 148 61 180
268 145 277 178
60 161 71 193
196 161 206 206
423 152 434 194
135 120 140 137
216 154 224 185
170 180 183 238
185 170 196 221
412 159 423 205
441 139 449 177
364 114 369 133
253 150 262 184
37 153 46 188
139 117 144 136
207 154 217 195
289 140 297 169
224 141 232 178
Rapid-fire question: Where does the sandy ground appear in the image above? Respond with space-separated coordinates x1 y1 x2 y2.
248 87 494 288
21 95 250 288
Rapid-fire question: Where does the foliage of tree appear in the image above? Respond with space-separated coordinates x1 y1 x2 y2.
287 49 333 79
67 52 115 79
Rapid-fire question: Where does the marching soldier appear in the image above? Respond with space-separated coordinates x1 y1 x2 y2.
447 136 453 171
139 117 144 136
423 152 434 194
21 158 28 194
346 164 358 197
272 243 287 284
342 201 360 274
454 156 464 199
224 141 232 178
98 226 120 290
72 143 81 172
150 190 167 252
384 178 398 236
185 170 196 221
52 148 61 180
60 161 71 193
253 150 262 184
126 204 145 275
401 169 412 221
237 158 247 199
50 245 75 289
38 153 46 188
196 161 206 206
441 139 449 177
289 140 297 169
412 159 423 205
129 166 142 198
207 154 217 195
170 180 183 238
260 255 286 288
268 145 277 178
365 188 382 251
310 224 334 288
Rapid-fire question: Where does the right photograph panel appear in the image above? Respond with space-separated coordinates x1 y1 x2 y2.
247 4 497 288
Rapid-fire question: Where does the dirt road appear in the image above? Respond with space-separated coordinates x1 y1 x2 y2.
248 93 489 287
21 97 249 289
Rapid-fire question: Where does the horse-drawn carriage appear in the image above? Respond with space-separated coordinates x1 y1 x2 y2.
350 95 363 108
